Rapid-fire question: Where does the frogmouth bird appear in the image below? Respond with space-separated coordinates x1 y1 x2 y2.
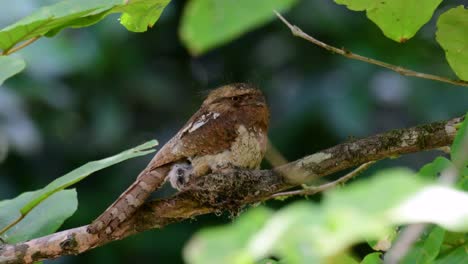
88 83 269 235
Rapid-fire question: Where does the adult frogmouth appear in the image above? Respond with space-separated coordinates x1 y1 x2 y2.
88 83 269 235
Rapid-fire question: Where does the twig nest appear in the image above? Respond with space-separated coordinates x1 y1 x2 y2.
181 169 284 211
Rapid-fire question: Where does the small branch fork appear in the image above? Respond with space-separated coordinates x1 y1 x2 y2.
270 161 376 199
274 11 468 88
0 116 463 264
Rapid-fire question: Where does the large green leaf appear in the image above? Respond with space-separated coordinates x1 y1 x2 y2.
390 185 468 231
418 157 453 181
0 0 171 51
117 0 171 32
180 0 298 55
185 169 427 264
184 207 273 264
325 169 424 213
250 202 323 264
0 55 26 85
417 154 468 190
458 168 468 191
0 140 157 240
316 169 425 256
0 0 118 50
329 253 360 264
389 154 468 231
436 7 468 81
439 231 468 258
435 245 468 264
185 168 468 263
0 189 77 243
360 252 382 264
335 0 442 42
20 140 157 215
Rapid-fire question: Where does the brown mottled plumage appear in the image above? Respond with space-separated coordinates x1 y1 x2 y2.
88 83 269 235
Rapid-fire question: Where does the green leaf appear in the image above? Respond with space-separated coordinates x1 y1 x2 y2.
44 8 113 38
0 0 172 51
450 113 468 168
328 253 360 264
401 226 445 264
418 157 453 180
0 189 77 243
117 0 171 32
316 169 425 255
248 202 323 264
335 0 442 42
255 171 424 262
418 155 468 190
361 252 382 264
185 169 428 263
20 140 157 215
417 155 468 191
0 0 118 51
459 167 468 191
390 186 468 232
257 259 281 264
180 0 298 55
436 7 468 81
435 245 468 264
184 207 273 264
0 140 156 239
0 55 26 85
185 169 467 263
439 232 467 257
325 168 425 213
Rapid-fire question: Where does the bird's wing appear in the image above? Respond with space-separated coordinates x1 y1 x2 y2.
147 107 239 169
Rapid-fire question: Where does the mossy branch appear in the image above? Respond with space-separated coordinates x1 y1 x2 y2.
0 116 463 264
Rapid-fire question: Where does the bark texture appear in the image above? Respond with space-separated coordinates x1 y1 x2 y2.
0 116 463 264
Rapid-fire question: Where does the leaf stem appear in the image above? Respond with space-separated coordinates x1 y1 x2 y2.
1 36 40 56
274 11 468 88
0 214 25 236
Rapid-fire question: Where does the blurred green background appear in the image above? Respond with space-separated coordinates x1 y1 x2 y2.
1 0 467 263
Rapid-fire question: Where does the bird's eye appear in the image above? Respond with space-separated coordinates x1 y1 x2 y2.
231 96 240 101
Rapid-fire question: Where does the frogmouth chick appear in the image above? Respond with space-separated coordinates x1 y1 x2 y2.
167 161 193 190
88 83 269 235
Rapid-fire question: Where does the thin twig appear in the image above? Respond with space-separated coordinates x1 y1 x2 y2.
1 36 40 56
271 161 375 198
274 11 468 88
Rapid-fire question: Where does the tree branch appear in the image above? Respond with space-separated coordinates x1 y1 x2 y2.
270 161 376 198
0 116 463 264
274 11 468 88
